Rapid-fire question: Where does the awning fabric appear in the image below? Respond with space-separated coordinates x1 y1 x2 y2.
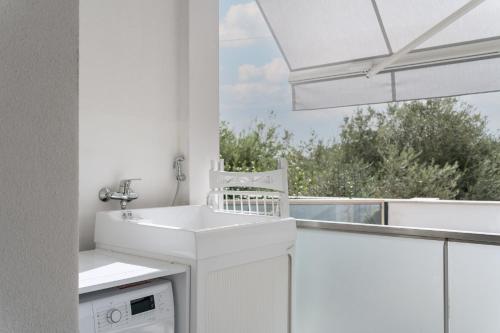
256 0 500 110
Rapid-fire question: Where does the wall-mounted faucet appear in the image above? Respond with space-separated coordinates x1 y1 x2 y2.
99 178 141 210
173 155 186 182
171 155 186 205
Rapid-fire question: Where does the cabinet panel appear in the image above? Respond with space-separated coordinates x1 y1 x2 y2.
205 255 289 333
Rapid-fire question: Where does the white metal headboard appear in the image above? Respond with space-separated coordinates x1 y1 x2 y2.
207 158 290 217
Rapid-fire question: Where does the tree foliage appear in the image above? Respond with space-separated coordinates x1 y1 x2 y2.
220 99 500 200
220 120 292 172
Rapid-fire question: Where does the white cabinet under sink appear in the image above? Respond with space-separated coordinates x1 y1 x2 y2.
95 205 296 333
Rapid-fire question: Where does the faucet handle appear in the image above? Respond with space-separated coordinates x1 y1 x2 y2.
119 178 142 193
120 178 142 185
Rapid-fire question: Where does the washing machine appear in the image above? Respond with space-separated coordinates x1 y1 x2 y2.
79 279 175 333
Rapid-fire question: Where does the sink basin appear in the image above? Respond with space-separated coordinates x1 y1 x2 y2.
95 205 296 261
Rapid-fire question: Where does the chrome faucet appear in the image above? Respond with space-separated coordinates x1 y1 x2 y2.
99 178 141 209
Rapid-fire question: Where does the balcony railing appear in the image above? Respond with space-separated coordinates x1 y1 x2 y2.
292 198 500 333
290 197 500 233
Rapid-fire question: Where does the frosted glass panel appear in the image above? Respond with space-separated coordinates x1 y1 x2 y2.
294 229 444 333
293 73 392 110
448 242 500 333
387 201 500 233
290 203 382 224
258 0 388 69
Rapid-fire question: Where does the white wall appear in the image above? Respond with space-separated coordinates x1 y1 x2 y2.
183 0 220 205
79 0 219 249
0 1 79 331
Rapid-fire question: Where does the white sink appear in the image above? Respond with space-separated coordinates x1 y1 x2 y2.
94 205 296 260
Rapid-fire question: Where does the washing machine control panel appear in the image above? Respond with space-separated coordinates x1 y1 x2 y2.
88 281 174 333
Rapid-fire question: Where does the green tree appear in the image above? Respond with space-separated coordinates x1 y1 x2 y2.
373 146 461 199
341 99 498 199
466 148 500 200
220 120 291 172
290 138 376 197
220 99 500 200
220 118 321 196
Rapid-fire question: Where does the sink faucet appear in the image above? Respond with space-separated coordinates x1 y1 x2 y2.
99 178 141 209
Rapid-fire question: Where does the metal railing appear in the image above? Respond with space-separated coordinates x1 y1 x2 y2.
296 219 500 245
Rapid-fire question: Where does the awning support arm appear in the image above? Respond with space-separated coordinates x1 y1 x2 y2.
366 0 486 78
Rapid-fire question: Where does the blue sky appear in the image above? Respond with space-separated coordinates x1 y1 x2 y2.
219 0 500 144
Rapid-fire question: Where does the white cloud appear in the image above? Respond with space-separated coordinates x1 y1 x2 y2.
225 81 283 98
238 64 262 81
219 2 271 48
262 58 289 82
238 58 288 82
223 58 290 103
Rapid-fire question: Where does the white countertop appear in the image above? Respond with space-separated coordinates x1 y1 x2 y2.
79 249 187 294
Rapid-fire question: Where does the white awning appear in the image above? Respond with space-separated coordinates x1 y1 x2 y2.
256 0 500 110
